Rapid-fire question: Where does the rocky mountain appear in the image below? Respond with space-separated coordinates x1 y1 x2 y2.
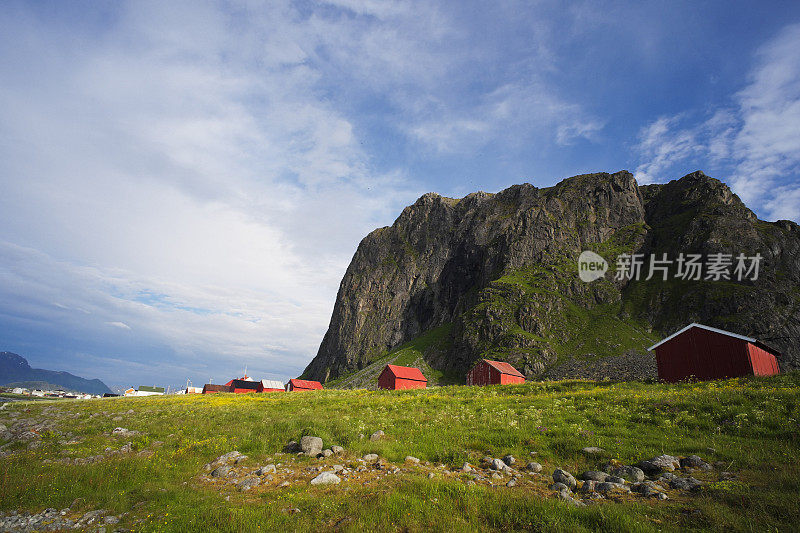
302 171 800 385
0 352 112 395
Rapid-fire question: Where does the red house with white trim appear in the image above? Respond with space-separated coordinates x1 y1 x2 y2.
466 359 526 386
287 378 323 391
377 364 427 390
649 323 781 382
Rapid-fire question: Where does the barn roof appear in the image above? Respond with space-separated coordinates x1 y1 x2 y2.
289 378 323 389
260 379 284 389
648 323 782 355
481 359 525 378
230 379 259 390
384 364 427 382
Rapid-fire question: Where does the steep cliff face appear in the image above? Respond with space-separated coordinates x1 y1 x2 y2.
303 171 800 384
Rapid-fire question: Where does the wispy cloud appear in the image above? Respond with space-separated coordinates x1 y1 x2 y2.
633 23 800 221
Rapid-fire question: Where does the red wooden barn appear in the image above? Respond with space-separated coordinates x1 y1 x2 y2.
202 384 232 394
377 364 427 390
466 359 526 386
287 378 323 392
225 379 260 394
649 323 781 382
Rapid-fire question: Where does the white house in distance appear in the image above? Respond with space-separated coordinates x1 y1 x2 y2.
124 386 165 397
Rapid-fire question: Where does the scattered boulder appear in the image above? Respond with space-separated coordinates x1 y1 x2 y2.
490 458 507 471
609 466 645 483
204 451 243 472
649 455 680 472
300 436 323 456
506 479 517 487
557 489 586 507
606 476 625 484
581 447 605 455
579 480 597 493
211 465 233 478
404 456 420 464
460 463 473 473
363 453 379 462
580 471 609 482
596 482 630 494
552 469 577 490
237 477 261 491
309 472 341 485
331 445 344 454
550 482 570 492
111 427 139 437
256 465 276 475
526 462 542 473
502 454 516 466
321 449 333 457
669 476 702 491
370 430 385 441
680 455 712 470
631 481 664 497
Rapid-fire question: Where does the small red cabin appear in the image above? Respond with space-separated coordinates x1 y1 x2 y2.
378 364 427 390
287 378 323 391
225 379 260 394
466 359 526 386
649 323 781 382
202 384 232 394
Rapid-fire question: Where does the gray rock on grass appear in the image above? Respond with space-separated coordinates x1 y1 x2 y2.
310 472 341 485
526 462 542 473
370 430 385 441
609 466 645 482
552 469 577 490
490 458 507 471
331 445 344 454
502 454 516 465
363 453 379 462
669 476 702 491
580 471 609 482
211 465 233 478
581 447 605 455
596 482 630 493
300 436 323 456
237 477 261 491
256 465 276 475
405 456 420 464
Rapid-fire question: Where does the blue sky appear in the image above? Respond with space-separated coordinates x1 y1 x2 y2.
1 1 799 391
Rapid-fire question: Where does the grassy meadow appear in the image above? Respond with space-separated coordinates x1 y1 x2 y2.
1 374 799 532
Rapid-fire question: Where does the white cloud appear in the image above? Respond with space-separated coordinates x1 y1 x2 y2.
633 23 800 220
407 82 604 154
0 1 429 386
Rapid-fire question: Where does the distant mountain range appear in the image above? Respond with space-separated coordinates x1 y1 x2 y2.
0 352 112 395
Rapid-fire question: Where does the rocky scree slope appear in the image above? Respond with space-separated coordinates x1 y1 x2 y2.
303 171 800 384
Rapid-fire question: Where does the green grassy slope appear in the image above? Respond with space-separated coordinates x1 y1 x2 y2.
327 324 457 388
1 374 799 531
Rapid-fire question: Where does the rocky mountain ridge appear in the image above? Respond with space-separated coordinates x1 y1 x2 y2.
0 352 112 395
303 171 800 385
